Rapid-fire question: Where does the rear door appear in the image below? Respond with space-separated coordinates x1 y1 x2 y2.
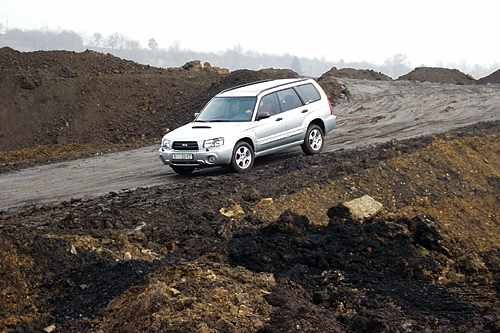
253 92 285 152
276 88 306 144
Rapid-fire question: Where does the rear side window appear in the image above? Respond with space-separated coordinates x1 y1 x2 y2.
277 88 303 112
258 93 281 116
295 84 321 104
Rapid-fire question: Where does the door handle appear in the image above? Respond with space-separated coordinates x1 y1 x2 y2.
301 109 309 113
275 117 283 121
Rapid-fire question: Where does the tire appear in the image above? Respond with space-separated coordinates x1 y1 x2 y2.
231 141 255 173
301 124 324 155
171 165 195 175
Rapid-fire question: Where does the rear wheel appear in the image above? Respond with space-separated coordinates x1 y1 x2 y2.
171 165 195 175
301 124 324 155
231 141 254 173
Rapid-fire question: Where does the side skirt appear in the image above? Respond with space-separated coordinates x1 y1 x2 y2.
255 140 304 157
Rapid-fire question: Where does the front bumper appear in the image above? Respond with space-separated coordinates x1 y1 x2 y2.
159 145 233 167
324 114 337 135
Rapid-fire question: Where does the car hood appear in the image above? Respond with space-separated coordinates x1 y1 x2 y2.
163 121 255 142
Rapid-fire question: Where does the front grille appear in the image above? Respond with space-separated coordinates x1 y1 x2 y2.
172 141 199 151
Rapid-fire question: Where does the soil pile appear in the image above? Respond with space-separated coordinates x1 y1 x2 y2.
207 67 349 105
0 47 163 76
398 67 477 85
479 69 500 84
205 68 299 97
0 48 227 152
317 70 351 103
321 67 392 81
0 122 498 332
231 212 496 332
98 262 275 332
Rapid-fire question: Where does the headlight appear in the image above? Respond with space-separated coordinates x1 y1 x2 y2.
161 138 171 149
203 137 224 148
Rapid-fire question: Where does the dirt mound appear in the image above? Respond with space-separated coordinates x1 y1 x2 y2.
478 69 500 84
0 49 227 152
0 47 164 76
317 72 351 104
321 66 392 81
98 262 275 332
231 212 495 331
206 68 299 97
207 67 349 107
398 67 477 85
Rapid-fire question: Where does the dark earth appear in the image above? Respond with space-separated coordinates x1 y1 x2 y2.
1 122 499 332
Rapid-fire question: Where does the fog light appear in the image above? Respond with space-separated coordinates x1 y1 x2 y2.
208 156 216 163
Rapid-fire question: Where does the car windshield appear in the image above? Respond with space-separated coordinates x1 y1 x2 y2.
196 97 256 122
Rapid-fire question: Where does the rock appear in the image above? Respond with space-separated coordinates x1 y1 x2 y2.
219 204 245 220
409 216 449 254
256 198 273 206
168 287 181 296
457 254 488 273
70 244 77 255
331 195 383 221
267 210 310 236
240 187 261 202
182 60 203 71
43 324 56 333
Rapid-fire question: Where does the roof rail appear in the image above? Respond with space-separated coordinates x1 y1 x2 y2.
258 78 309 95
219 79 274 94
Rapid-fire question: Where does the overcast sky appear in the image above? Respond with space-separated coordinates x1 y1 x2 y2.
2 0 499 66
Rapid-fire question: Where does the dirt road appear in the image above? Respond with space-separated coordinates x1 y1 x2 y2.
1 79 499 211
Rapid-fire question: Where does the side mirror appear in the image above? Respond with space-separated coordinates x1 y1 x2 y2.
256 112 271 121
194 112 200 119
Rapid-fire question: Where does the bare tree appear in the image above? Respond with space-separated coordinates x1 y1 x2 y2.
91 32 102 47
148 38 158 51
291 56 303 75
105 33 126 49
125 39 141 50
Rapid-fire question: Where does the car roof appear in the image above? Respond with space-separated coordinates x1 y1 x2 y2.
217 78 311 97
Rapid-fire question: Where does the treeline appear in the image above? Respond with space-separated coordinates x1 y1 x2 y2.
0 26 497 79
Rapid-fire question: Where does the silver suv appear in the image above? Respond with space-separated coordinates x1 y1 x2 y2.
159 78 336 175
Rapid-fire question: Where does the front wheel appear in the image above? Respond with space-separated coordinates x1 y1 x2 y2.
231 141 254 173
171 165 195 175
301 124 324 155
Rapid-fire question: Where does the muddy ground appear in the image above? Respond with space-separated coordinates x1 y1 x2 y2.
0 121 499 332
1 78 499 211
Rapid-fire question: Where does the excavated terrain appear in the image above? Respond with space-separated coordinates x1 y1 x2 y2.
0 122 499 332
1 49 499 333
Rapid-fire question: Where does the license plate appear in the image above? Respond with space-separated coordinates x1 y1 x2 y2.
172 153 194 160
